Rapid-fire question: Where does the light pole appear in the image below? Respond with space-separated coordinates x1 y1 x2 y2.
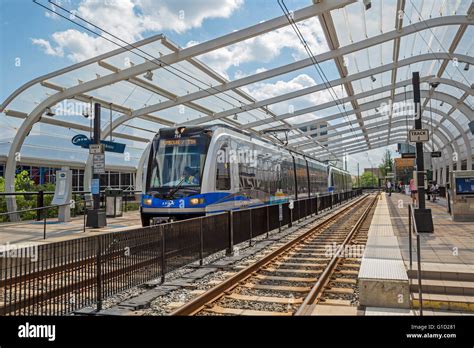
357 162 360 188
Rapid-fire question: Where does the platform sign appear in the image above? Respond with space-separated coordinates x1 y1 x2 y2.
278 204 283 221
409 129 429 143
71 134 90 147
93 154 105 174
402 153 416 159
91 179 100 195
431 151 442 158
101 140 126 154
89 144 103 154
72 134 126 153
288 200 294 210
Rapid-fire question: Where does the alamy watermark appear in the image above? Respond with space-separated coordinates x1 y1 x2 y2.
216 148 260 167
0 242 39 262
325 242 365 258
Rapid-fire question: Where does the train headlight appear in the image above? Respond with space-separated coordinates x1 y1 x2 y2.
143 198 152 206
190 198 205 205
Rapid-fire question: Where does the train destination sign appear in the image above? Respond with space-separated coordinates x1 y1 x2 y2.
408 129 429 142
163 139 197 146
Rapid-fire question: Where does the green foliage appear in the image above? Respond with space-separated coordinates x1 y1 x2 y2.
360 171 377 188
378 150 394 178
0 171 57 222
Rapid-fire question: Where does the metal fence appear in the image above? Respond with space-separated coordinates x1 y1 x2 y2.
0 189 362 316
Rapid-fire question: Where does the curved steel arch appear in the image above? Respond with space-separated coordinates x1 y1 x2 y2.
294 104 470 149
313 119 459 164
104 16 472 136
4 12 472 215
299 91 473 152
257 84 473 133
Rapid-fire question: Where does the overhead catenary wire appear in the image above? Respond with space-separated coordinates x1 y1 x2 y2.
33 0 360 158
277 0 361 153
45 0 318 138
35 0 272 126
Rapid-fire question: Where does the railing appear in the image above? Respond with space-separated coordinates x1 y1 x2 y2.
408 203 423 316
0 190 141 222
0 199 92 239
0 189 362 316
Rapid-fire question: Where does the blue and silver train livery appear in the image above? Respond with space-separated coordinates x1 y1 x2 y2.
140 125 351 226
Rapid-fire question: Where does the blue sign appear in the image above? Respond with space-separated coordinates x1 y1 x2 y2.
91 179 100 195
101 140 126 154
72 134 91 148
71 134 126 153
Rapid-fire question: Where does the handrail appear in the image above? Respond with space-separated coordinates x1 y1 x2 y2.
0 202 73 217
0 190 142 196
1 199 93 239
408 203 423 316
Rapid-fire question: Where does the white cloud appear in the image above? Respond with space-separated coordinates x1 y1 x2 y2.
137 0 244 34
243 74 343 124
32 0 244 63
31 38 64 57
188 17 327 77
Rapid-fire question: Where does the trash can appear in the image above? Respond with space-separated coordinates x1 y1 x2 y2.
105 188 123 217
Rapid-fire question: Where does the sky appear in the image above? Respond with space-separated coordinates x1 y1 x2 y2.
0 0 405 175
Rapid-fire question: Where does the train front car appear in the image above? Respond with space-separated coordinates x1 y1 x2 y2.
141 126 212 226
328 166 352 193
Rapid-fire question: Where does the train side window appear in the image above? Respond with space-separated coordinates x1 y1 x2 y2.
216 145 231 190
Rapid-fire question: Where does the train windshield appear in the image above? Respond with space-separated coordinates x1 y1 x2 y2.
149 136 209 192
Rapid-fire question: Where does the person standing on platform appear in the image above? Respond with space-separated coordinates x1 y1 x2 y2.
430 181 439 202
386 180 392 196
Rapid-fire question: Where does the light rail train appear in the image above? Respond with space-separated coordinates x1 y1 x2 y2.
140 125 351 226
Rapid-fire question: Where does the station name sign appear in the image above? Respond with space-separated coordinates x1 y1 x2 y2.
71 134 126 153
408 129 429 143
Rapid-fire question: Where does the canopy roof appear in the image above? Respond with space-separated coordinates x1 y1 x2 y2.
1 0 472 179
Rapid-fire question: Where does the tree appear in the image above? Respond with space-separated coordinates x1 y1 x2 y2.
0 171 55 222
360 171 377 188
378 149 394 178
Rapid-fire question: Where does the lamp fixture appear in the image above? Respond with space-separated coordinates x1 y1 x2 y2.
45 107 55 117
143 70 153 81
464 63 470 71
363 0 372 10
370 75 376 82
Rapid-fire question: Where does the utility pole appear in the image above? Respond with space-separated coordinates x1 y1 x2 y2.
413 72 426 210
412 72 433 232
86 103 107 228
357 162 360 188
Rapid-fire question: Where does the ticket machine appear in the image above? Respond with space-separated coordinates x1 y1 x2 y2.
449 170 474 222
51 168 72 222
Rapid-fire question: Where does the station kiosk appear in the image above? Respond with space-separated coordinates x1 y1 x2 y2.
449 170 474 222
51 168 72 222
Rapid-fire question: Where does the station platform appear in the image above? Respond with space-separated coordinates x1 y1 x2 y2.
359 192 474 315
0 211 142 246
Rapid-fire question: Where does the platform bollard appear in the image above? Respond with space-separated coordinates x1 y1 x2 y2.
37 191 44 221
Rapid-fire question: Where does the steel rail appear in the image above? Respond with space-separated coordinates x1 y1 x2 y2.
171 194 371 316
295 193 379 315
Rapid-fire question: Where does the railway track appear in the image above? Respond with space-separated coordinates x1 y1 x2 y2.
171 193 378 316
